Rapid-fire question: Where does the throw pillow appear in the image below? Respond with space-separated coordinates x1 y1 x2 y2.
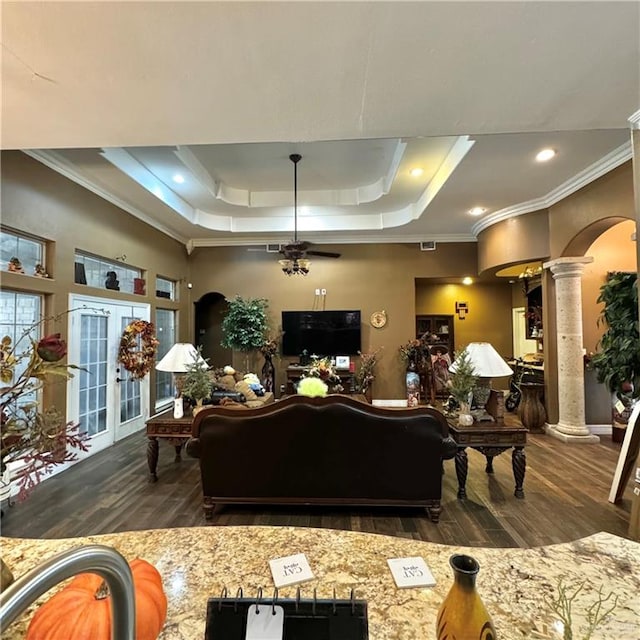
235 379 258 401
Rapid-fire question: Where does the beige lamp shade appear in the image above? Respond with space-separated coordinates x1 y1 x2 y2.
450 342 513 377
155 343 206 373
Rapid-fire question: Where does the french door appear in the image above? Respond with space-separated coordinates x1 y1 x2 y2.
67 295 150 457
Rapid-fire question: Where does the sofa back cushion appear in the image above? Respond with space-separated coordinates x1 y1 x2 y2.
194 397 450 502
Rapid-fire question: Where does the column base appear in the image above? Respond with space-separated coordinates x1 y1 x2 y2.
545 423 600 444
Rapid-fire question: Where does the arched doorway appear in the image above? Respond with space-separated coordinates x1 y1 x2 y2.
194 292 232 368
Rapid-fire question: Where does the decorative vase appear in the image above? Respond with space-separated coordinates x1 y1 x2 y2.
1 557 14 589
191 399 205 416
436 554 497 640
518 382 546 432
261 355 275 393
457 403 474 426
406 360 420 407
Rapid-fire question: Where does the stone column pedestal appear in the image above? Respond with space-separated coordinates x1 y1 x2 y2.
543 257 599 444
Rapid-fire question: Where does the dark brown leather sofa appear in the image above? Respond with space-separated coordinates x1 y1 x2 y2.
187 395 457 522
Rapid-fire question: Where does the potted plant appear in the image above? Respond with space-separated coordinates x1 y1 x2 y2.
221 296 269 372
588 271 639 441
181 348 211 414
448 348 478 425
354 347 382 402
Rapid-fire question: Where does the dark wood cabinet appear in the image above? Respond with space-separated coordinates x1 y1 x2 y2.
415 315 455 354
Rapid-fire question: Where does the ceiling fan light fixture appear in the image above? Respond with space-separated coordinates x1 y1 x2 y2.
279 258 310 276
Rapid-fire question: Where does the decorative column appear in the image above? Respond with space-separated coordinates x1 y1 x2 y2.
543 257 599 443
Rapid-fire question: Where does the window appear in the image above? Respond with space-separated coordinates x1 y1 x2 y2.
0 290 43 409
155 309 176 407
155 276 176 301
74 252 143 295
1 229 45 276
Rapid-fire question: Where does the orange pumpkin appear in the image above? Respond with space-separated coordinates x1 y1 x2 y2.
26 558 167 640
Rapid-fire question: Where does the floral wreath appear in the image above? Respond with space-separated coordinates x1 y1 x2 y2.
118 320 159 380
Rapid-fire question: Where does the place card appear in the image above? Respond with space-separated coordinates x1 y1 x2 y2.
387 556 436 588
269 553 314 588
245 604 284 640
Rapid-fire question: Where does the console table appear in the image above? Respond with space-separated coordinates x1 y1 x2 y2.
447 419 528 499
145 409 193 482
285 365 355 395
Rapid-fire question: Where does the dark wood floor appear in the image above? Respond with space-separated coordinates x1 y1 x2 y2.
0 426 633 548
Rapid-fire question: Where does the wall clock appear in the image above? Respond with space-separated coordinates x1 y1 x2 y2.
370 310 387 328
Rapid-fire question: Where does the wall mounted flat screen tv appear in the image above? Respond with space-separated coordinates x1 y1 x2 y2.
282 310 361 357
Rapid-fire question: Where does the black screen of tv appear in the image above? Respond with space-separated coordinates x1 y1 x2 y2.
282 310 361 357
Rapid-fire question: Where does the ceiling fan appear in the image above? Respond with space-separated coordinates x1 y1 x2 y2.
279 153 341 262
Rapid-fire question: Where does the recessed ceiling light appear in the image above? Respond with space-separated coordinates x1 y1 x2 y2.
468 207 486 216
535 148 556 162
172 174 185 184
409 167 424 177
462 277 473 285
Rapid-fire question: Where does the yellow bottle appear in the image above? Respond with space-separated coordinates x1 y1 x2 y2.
436 554 497 639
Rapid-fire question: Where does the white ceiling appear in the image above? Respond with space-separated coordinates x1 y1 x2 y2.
2 1 638 250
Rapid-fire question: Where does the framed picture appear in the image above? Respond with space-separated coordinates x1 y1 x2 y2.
335 355 350 369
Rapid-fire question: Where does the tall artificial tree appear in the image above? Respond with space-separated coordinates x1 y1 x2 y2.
220 296 269 372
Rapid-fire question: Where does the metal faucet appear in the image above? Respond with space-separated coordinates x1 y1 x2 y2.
0 544 136 639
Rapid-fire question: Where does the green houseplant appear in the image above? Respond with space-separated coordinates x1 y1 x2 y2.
448 348 477 425
589 271 639 436
221 296 270 371
181 347 211 412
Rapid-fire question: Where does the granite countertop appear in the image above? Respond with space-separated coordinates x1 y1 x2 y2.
1 527 638 639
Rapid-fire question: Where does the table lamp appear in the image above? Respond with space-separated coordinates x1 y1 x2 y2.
450 342 513 422
156 343 207 418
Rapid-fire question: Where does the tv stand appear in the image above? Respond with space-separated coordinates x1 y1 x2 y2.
285 366 355 396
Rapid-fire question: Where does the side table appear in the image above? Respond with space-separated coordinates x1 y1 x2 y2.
145 409 194 482
446 419 528 499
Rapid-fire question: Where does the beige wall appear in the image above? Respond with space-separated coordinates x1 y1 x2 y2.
2 150 635 410
581 220 637 353
477 209 550 274
1 151 191 409
415 282 514 388
188 243 489 399
549 162 634 258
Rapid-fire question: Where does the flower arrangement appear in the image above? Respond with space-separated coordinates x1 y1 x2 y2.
399 333 441 368
1 315 90 500
258 338 279 359
304 356 343 393
117 320 159 380
354 348 382 394
399 338 424 364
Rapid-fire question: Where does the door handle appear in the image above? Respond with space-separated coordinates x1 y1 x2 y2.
116 377 126 383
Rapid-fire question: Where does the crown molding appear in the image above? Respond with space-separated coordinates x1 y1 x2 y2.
628 109 640 129
186 232 476 252
472 141 632 235
24 149 190 246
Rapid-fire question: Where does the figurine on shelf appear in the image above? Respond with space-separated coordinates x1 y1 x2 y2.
7 257 24 273
34 263 49 278
105 270 120 291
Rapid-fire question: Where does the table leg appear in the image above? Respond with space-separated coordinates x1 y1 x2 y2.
484 456 495 474
174 444 183 462
512 446 526 498
455 448 468 499
147 437 159 483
